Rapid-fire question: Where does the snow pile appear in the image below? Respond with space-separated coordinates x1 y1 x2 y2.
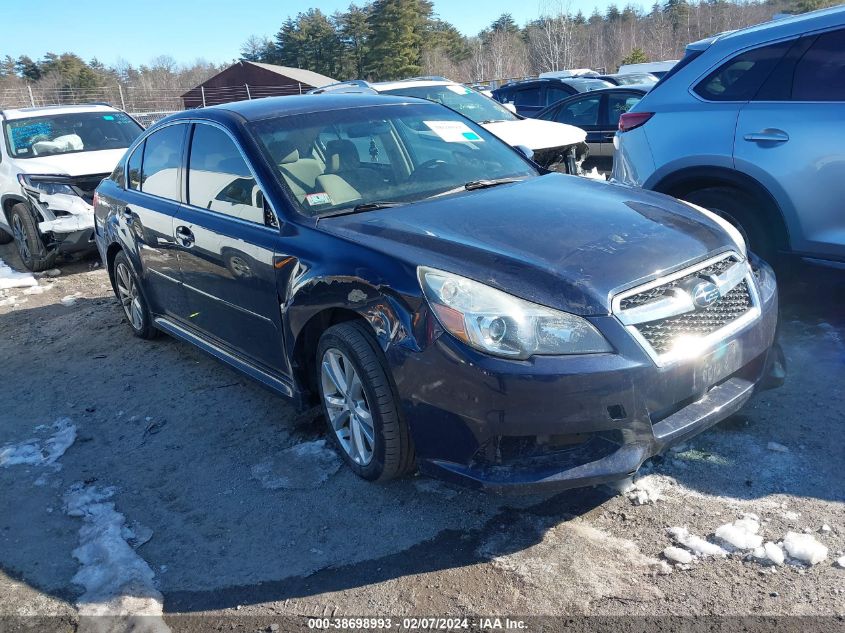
0 256 37 290
836 556 845 569
663 546 693 564
783 532 828 566
251 439 341 490
581 167 607 181
715 515 763 550
23 284 50 295
611 474 665 505
667 526 727 558
0 418 77 468
64 483 170 630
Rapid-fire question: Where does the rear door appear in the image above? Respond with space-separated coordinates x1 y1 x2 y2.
734 28 845 259
118 123 190 320
550 93 603 170
175 121 286 372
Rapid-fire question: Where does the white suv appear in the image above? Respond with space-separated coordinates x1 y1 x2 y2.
0 104 143 270
310 78 589 174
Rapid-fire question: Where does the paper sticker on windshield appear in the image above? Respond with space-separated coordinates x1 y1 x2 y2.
424 121 483 143
446 84 471 95
305 192 333 206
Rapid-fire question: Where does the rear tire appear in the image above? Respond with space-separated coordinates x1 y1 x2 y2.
316 321 415 481
10 203 56 272
681 187 777 264
111 251 159 340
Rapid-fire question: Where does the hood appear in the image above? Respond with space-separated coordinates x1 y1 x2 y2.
14 149 127 177
482 118 586 151
320 174 735 315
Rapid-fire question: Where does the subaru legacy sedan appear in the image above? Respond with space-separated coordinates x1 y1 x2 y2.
94 94 782 493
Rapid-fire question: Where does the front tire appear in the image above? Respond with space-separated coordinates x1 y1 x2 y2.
682 187 776 263
112 251 158 339
10 203 56 272
0 226 13 245
317 321 415 481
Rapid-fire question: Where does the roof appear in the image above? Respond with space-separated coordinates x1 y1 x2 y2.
1 104 118 121
241 62 336 88
165 94 431 123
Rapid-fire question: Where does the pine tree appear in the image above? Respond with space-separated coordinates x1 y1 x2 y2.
365 0 432 80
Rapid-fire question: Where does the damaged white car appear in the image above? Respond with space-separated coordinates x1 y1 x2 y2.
0 104 143 271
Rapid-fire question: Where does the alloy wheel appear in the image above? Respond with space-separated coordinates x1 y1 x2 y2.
11 214 30 262
115 262 144 330
320 348 375 465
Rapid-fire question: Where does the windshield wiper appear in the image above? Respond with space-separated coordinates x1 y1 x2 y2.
430 178 524 199
318 201 404 219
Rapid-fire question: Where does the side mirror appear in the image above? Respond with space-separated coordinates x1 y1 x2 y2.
503 102 517 114
514 145 534 161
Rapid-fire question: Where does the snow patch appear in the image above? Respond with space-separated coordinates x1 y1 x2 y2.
783 531 828 566
60 293 82 307
63 483 169 630
251 439 341 490
23 284 50 295
764 541 785 566
0 257 37 290
612 473 665 505
715 517 763 550
663 546 694 564
0 418 76 468
666 526 727 557
835 556 845 569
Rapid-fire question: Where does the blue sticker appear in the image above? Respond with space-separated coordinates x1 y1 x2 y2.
103 115 115 120
462 132 482 141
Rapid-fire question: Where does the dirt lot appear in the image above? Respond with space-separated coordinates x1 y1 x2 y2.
0 242 843 632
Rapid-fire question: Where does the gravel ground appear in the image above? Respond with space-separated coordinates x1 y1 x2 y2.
0 243 843 632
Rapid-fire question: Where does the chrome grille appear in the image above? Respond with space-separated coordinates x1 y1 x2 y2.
636 280 752 355
619 256 737 311
612 252 759 365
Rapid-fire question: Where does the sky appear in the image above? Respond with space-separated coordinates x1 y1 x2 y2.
5 0 652 68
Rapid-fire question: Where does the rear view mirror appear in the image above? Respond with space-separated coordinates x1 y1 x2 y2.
514 145 534 161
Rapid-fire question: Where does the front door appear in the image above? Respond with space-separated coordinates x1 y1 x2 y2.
175 122 286 372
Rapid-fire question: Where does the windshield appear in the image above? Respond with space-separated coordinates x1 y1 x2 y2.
568 79 615 91
250 102 538 218
615 74 657 85
4 111 143 159
380 84 518 124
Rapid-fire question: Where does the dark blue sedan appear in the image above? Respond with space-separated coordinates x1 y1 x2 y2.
94 94 783 493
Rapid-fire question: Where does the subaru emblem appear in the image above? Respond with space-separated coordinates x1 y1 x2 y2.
691 281 720 309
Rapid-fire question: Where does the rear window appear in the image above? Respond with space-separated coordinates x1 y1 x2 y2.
694 40 792 101
4 111 142 158
793 29 845 101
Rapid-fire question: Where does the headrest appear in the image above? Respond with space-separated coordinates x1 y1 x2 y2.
269 140 299 164
325 139 359 172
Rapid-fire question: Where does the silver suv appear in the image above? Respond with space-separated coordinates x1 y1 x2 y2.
613 6 845 264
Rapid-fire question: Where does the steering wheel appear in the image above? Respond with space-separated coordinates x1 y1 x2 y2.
407 159 449 185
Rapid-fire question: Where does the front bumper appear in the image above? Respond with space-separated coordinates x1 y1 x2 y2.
390 259 781 494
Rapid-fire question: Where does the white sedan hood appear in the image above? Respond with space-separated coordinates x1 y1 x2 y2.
16 149 127 177
481 118 586 151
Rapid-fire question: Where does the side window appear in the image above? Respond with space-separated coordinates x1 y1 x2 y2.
188 124 267 225
513 87 540 106
141 125 184 201
557 95 601 127
127 143 143 191
545 86 570 106
793 29 845 101
695 39 792 101
607 93 642 127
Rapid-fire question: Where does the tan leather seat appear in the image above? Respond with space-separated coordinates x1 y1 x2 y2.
269 141 325 203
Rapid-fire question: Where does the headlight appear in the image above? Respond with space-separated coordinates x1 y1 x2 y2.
418 266 613 360
682 200 747 258
17 174 76 197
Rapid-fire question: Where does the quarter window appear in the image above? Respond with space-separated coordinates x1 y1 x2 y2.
545 86 571 106
126 143 143 191
793 29 845 101
140 125 184 201
188 124 267 225
695 39 792 101
513 88 540 106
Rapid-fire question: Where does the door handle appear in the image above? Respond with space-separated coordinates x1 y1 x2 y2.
175 225 195 247
743 129 789 143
